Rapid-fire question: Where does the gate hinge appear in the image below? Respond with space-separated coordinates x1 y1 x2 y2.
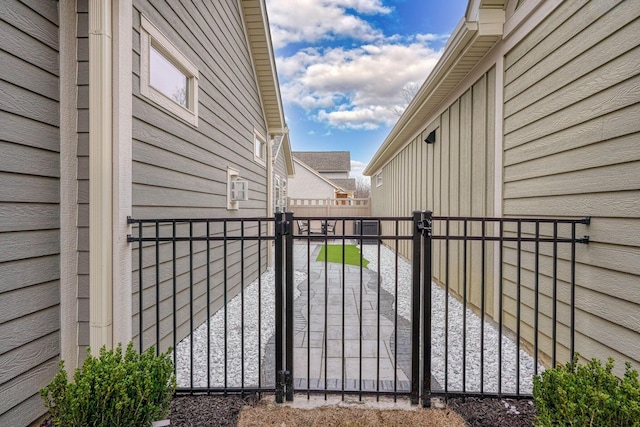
277 369 292 395
417 219 432 236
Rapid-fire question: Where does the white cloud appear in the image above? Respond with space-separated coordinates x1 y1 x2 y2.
350 159 368 176
266 0 391 49
277 38 442 130
266 0 449 131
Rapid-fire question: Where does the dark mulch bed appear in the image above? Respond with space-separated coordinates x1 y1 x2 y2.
41 394 537 426
170 394 259 427
447 397 537 427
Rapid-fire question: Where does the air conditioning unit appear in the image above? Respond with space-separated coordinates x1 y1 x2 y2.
230 179 249 201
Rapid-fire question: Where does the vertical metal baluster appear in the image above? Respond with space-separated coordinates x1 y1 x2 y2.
207 221 211 390
155 221 160 355
307 219 311 399
394 219 399 401
241 220 245 390
516 219 522 395
258 220 262 391
462 219 467 394
224 220 228 393
342 220 346 399
534 221 540 376
359 219 364 401
498 220 503 396
552 221 558 368
376 228 381 401
571 222 577 361
480 219 485 394
189 221 194 390
445 219 450 395
324 225 328 399
138 220 143 353
172 221 176 374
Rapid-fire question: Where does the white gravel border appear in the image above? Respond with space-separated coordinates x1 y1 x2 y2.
362 244 543 394
175 268 306 388
176 243 542 394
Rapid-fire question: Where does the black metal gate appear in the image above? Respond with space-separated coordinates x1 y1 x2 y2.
128 211 589 406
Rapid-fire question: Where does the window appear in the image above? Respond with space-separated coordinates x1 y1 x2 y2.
140 15 199 126
376 173 383 187
254 130 266 165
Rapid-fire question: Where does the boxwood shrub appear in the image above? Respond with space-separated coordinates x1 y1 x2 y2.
41 342 176 427
533 355 640 427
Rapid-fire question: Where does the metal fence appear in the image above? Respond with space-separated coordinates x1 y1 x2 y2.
127 211 589 406
423 212 590 401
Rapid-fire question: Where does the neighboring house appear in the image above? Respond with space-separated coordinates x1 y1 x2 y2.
289 151 356 199
365 0 640 374
271 134 295 212
288 157 354 199
0 0 288 424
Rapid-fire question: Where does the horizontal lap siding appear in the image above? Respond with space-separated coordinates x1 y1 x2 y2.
132 0 269 352
503 0 640 370
371 69 496 315
0 1 60 425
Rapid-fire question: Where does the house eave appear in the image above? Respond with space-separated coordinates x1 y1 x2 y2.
363 2 504 176
239 0 286 133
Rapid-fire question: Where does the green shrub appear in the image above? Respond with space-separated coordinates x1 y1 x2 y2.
41 342 176 427
533 355 640 427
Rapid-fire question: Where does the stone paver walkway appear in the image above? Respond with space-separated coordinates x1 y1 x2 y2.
291 243 411 392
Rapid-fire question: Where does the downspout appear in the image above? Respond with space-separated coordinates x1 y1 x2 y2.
89 0 113 350
111 0 133 347
266 134 275 267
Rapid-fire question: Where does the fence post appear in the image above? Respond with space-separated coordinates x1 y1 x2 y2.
411 211 421 404
274 211 285 403
421 210 433 408
285 211 294 401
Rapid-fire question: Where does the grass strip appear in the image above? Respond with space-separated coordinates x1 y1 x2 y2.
316 244 369 268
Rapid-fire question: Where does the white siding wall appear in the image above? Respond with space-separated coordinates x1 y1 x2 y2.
503 0 640 370
288 164 337 199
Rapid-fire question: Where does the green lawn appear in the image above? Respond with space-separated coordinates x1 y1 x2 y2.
316 244 369 268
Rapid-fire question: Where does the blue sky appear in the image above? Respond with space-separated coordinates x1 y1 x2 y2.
265 0 468 176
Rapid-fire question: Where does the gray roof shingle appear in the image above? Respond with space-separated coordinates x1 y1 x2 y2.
331 178 356 192
292 151 351 172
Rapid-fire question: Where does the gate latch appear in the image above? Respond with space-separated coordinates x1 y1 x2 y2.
417 219 432 237
277 220 291 236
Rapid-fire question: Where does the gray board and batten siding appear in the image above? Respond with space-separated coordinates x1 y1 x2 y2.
502 0 640 369
0 1 61 425
371 68 497 316
131 0 270 352
370 0 640 372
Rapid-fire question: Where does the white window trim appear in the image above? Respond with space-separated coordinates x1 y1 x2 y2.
253 129 267 166
140 15 199 126
376 172 383 187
